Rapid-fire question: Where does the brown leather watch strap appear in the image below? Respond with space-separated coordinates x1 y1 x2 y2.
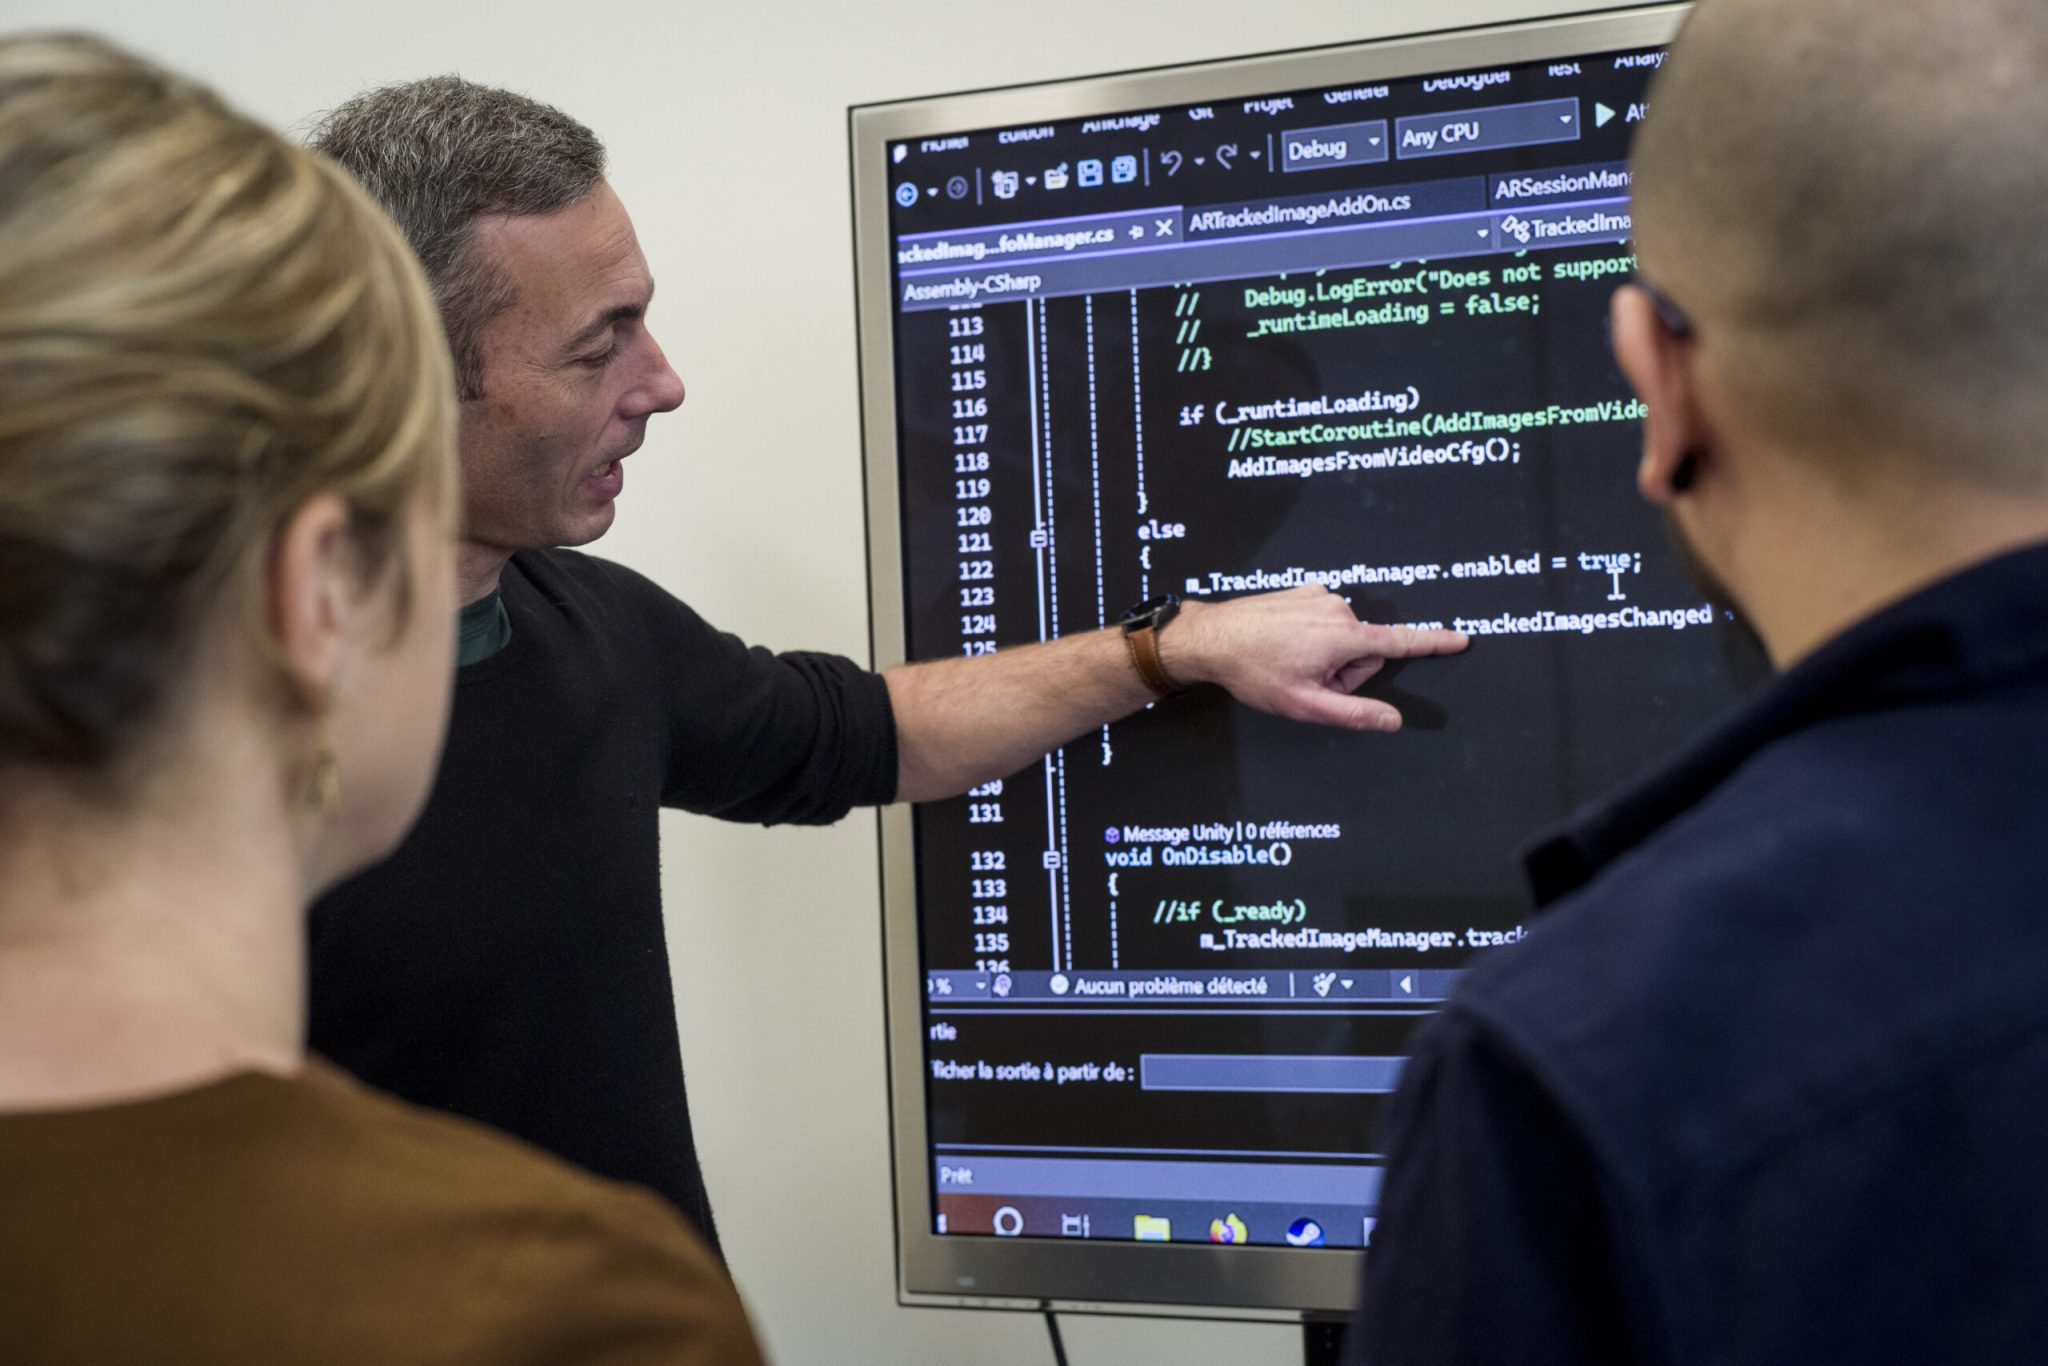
1124 624 1182 699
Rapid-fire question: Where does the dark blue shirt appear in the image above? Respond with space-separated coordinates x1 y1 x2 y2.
1347 541 2048 1366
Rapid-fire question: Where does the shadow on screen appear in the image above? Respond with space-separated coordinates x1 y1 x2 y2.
1360 656 1453 732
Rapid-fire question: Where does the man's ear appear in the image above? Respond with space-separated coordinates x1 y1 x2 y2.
268 494 355 709
1612 284 1711 505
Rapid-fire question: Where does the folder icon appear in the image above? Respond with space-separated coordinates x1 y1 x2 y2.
1134 1214 1171 1242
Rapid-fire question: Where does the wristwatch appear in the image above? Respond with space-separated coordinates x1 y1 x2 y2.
1118 593 1184 699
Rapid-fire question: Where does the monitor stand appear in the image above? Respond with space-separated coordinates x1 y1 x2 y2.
1305 1320 1346 1364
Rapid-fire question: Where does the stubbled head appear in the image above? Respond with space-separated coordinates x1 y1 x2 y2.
1631 0 2048 492
307 75 606 400
0 33 457 800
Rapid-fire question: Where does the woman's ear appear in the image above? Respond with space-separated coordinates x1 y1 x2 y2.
267 494 355 708
1612 284 1712 505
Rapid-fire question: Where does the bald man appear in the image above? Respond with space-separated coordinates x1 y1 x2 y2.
1345 2 2048 1362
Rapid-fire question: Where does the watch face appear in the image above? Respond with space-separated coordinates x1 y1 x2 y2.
1121 593 1180 629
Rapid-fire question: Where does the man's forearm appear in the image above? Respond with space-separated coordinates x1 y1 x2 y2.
886 625 1152 804
884 587 1469 804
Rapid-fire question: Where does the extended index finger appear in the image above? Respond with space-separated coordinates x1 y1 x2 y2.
1356 623 1471 659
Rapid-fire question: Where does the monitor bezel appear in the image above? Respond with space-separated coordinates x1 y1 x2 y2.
850 1 1691 1320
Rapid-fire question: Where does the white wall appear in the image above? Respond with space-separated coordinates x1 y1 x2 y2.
26 1 1587 1360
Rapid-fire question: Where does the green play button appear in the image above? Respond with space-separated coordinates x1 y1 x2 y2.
1595 102 1617 129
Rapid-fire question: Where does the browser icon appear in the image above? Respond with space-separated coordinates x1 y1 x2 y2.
1134 1214 1171 1242
1209 1213 1248 1244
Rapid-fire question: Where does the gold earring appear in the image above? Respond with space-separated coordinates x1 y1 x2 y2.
308 737 340 819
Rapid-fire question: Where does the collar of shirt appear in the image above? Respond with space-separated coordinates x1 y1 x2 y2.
456 588 512 668
1522 538 2048 908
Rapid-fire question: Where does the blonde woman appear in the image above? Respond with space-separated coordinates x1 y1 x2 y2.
0 36 762 1364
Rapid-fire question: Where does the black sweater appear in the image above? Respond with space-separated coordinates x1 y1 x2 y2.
310 549 897 1249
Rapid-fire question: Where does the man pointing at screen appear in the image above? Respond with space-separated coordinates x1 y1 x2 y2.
305 77 1465 1249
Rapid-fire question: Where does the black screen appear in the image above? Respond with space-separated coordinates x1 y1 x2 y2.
882 41 1760 1253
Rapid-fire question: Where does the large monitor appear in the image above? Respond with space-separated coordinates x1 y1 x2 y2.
852 2 1751 1322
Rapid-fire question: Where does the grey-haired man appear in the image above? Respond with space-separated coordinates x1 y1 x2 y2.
307 77 1466 1247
